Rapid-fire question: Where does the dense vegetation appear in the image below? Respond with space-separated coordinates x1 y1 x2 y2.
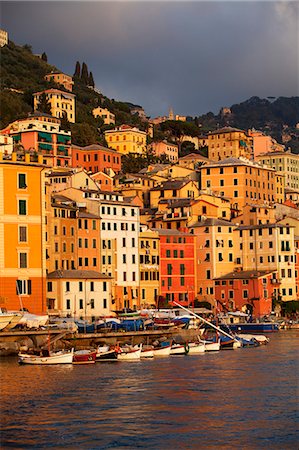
1 40 298 152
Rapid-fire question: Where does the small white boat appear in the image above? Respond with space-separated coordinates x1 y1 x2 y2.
188 342 206 354
152 344 171 357
3 312 24 331
199 339 220 351
0 314 16 331
18 348 74 365
117 344 142 361
170 343 188 355
237 334 269 345
96 345 119 361
140 346 154 358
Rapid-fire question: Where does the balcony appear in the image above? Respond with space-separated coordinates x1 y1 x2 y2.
271 278 281 285
163 212 189 220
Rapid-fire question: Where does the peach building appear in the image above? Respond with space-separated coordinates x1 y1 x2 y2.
149 179 200 209
248 129 280 158
1 114 71 167
104 125 147 155
200 157 284 214
45 72 74 92
33 89 76 123
0 155 47 314
207 127 253 161
256 150 299 190
139 226 160 308
151 141 178 162
189 218 237 308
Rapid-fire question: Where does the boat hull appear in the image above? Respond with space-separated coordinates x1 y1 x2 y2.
228 323 279 333
152 345 171 357
73 350 96 364
141 348 154 358
0 315 15 331
96 349 118 361
188 343 206 354
117 348 141 361
18 350 73 365
170 344 188 355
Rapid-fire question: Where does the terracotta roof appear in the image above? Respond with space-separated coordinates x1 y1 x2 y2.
48 270 111 280
209 127 246 135
152 228 192 236
72 144 118 153
151 179 191 191
190 218 234 228
214 270 276 280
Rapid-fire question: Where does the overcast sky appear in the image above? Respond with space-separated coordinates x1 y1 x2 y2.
1 1 298 117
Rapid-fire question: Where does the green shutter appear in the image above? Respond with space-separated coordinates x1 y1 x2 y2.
13 134 21 142
19 200 27 215
57 134 71 144
39 143 52 150
38 132 52 142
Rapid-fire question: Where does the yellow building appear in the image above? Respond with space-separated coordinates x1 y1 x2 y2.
207 127 253 161
139 226 160 308
256 150 299 190
0 153 47 314
0 29 8 47
45 72 74 92
92 107 115 125
33 89 76 123
200 157 284 214
104 125 147 155
149 179 200 210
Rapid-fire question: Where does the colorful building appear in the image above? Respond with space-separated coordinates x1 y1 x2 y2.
104 125 147 155
45 72 74 92
256 150 299 190
139 226 160 308
0 134 13 156
33 89 76 123
71 144 121 174
200 157 284 214
151 141 179 162
1 114 71 167
207 127 253 161
92 107 115 125
0 29 8 47
157 229 196 307
149 179 200 210
214 270 276 318
0 154 47 314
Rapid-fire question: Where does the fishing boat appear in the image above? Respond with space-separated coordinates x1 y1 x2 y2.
199 339 221 351
228 322 279 333
117 344 142 361
152 341 172 357
188 341 206 354
73 349 96 364
170 343 188 355
141 345 154 358
18 348 74 365
0 309 19 331
96 345 119 361
236 334 269 345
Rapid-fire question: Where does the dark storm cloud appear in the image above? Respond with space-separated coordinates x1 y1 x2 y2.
1 1 298 117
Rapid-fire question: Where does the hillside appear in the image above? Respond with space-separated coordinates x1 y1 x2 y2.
1 40 298 152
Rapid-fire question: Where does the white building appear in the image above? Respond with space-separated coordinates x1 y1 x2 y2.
47 270 112 319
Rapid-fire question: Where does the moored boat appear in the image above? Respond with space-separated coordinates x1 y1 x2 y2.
152 342 172 357
73 349 96 364
199 339 220 351
141 345 154 358
18 348 74 365
117 344 142 361
96 345 119 362
188 342 206 354
170 343 188 355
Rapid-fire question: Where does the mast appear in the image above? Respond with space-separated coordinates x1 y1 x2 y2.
173 301 239 342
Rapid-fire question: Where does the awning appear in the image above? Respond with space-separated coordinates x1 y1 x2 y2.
38 132 52 142
13 134 21 142
57 134 71 144
39 143 52 150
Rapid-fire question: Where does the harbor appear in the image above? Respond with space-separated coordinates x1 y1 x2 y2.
1 330 298 448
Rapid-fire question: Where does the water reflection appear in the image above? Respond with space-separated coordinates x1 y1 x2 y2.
1 331 298 449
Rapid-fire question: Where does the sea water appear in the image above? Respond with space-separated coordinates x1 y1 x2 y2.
0 330 298 449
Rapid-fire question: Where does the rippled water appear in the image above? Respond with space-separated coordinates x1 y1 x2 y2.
1 331 298 449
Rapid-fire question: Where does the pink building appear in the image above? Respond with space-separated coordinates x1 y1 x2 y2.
151 141 178 162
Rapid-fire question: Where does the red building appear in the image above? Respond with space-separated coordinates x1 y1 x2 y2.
157 229 196 306
71 144 121 174
214 270 277 318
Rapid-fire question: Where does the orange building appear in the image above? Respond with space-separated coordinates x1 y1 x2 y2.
71 144 121 174
1 113 71 167
45 72 74 92
0 155 47 313
200 158 284 214
151 141 179 162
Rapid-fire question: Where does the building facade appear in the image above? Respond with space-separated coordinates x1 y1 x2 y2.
92 107 115 125
45 72 74 92
104 125 147 155
71 144 121 174
33 89 76 123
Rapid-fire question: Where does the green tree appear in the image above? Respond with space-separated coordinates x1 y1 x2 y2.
71 123 99 146
60 111 71 131
88 71 95 88
41 52 48 62
74 61 81 78
81 62 89 85
36 92 52 115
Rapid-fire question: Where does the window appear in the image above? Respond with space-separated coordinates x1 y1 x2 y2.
79 281 83 292
66 299 70 310
123 254 126 264
90 281 94 292
16 279 31 295
66 281 70 292
174 250 178 258
243 290 248 298
167 264 172 275
207 270 211 279
123 272 127 282
19 226 27 242
180 277 185 286
79 299 83 310
233 179 238 185
132 238 135 247
103 298 107 309
19 252 27 268
47 281 52 292
90 299 95 309
234 191 238 197
180 264 185 275
18 173 27 189
122 238 126 247
166 250 171 257
18 200 27 215
103 281 107 292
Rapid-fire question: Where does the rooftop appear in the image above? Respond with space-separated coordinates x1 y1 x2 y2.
48 270 111 280
214 270 276 280
190 218 234 228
